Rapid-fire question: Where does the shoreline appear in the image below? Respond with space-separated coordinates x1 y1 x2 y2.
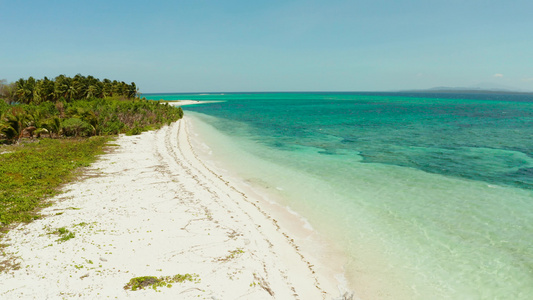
167 100 222 106
185 113 354 293
167 100 202 106
0 118 352 299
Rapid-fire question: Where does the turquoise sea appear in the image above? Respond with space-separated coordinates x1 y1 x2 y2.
145 92 533 299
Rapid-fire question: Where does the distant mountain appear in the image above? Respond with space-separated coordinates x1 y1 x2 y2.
468 82 520 91
428 86 514 93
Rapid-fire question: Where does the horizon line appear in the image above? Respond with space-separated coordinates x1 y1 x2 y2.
140 89 533 95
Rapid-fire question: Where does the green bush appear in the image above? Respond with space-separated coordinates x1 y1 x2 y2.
1 95 183 141
126 126 144 136
100 119 124 135
62 118 93 137
0 100 9 115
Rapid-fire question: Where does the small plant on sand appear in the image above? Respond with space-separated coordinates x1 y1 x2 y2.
53 227 75 242
124 273 199 291
216 248 245 262
0 243 20 272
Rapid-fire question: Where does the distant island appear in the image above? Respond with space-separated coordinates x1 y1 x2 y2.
404 85 533 95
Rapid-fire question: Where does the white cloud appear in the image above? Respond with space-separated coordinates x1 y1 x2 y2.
493 73 504 78
522 77 533 82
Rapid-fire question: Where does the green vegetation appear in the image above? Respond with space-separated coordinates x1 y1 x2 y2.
53 227 75 243
0 74 137 104
0 97 183 143
124 274 200 291
1 75 183 143
0 75 184 234
0 137 109 228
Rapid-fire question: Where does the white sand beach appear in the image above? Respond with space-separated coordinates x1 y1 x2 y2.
0 117 351 299
167 100 220 106
168 100 203 106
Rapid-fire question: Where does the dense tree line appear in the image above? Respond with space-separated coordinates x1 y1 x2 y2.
0 75 182 144
0 74 137 104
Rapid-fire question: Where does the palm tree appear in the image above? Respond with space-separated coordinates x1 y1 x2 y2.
127 82 138 99
73 74 87 99
95 81 104 98
67 84 78 101
26 107 49 138
9 75 139 104
14 78 29 103
14 77 38 104
44 116 62 138
34 79 44 104
54 75 69 100
39 77 56 102
111 80 124 97
1 108 29 143
84 75 102 99
86 85 97 99
82 111 99 135
102 79 112 97
22 77 37 104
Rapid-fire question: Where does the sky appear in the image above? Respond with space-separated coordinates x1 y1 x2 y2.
1 0 533 93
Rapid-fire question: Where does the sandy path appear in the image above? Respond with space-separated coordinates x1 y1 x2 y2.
0 118 349 299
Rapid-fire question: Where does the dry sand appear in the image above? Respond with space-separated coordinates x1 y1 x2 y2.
167 100 220 106
168 100 203 106
0 117 352 299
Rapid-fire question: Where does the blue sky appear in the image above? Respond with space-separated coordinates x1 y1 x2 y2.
1 0 533 93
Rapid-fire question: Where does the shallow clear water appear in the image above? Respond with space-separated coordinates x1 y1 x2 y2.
146 92 533 299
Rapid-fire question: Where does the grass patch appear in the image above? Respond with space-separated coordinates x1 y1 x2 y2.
0 137 110 230
124 274 199 291
53 227 75 243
